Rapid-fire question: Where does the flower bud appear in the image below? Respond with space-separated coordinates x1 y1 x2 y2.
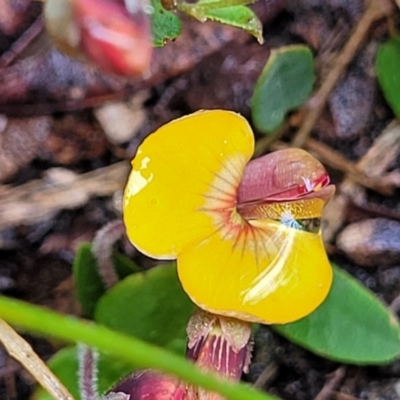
186 310 252 400
45 0 153 77
107 369 186 400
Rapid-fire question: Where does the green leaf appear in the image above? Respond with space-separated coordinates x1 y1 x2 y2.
376 36 400 119
73 243 139 318
183 0 255 7
151 0 182 47
177 0 262 41
95 263 195 351
113 252 141 278
73 244 105 318
251 45 315 133
273 264 400 364
201 6 262 42
33 346 133 400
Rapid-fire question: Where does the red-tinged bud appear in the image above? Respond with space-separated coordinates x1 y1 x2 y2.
107 370 186 400
72 0 153 76
237 148 332 204
186 310 252 400
45 0 153 77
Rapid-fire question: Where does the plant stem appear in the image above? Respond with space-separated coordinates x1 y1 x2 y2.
0 295 278 400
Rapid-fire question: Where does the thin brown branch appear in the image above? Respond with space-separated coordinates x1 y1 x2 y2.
320 121 400 242
314 367 346 400
0 161 130 229
270 138 396 196
253 362 278 390
0 16 45 68
0 319 74 400
291 0 392 148
305 139 394 195
332 393 360 400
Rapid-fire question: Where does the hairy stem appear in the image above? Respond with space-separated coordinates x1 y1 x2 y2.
78 344 100 400
91 220 125 289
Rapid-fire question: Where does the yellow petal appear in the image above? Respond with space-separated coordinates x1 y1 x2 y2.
123 110 254 259
177 219 332 324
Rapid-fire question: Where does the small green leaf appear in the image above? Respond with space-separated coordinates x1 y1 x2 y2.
183 0 255 7
151 0 182 47
376 36 400 118
113 252 141 278
201 6 262 42
73 244 105 318
177 0 262 41
95 264 195 351
251 45 315 133
273 264 400 364
33 347 133 400
73 244 139 318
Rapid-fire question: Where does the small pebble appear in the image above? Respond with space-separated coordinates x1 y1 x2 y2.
336 218 400 267
359 379 400 400
94 92 148 144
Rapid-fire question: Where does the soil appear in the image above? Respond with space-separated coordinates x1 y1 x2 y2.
1 0 400 399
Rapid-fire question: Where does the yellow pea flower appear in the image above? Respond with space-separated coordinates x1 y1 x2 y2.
123 110 334 324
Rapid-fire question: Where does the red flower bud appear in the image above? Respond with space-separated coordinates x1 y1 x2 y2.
45 0 152 76
72 0 152 76
107 370 186 400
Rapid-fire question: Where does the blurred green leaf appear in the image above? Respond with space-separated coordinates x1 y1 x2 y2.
113 252 141 277
73 243 139 318
201 6 262 42
273 264 400 364
95 263 195 351
177 0 261 41
376 36 400 119
33 346 133 400
184 0 254 6
252 45 315 133
151 0 182 47
73 244 105 318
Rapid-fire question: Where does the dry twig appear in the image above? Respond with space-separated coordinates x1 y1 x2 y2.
332 393 360 400
0 319 74 400
0 162 130 229
314 367 346 400
291 0 392 148
322 121 400 242
269 136 398 196
253 362 278 390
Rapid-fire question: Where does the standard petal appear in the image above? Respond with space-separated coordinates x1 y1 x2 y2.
123 110 254 258
177 220 332 324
